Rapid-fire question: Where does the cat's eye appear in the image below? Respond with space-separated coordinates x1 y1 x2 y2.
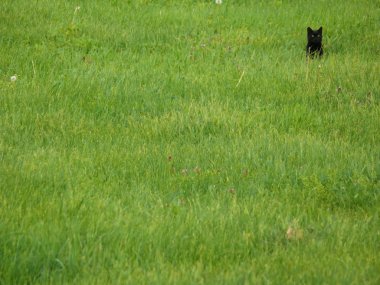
311 35 315 37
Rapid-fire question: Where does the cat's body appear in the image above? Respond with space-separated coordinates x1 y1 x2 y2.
306 27 323 58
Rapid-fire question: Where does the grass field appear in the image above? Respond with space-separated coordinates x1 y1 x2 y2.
1 0 379 284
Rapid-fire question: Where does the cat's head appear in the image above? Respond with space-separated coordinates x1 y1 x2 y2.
307 27 322 43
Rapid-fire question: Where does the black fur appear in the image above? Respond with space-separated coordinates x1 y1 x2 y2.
306 27 323 58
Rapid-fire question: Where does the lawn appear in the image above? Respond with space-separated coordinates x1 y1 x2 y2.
0 0 379 284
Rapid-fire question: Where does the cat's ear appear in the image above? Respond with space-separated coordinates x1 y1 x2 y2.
318 26 323 32
307 27 312 34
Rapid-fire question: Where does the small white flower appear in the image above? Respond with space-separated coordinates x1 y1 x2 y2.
10 75 17 82
215 0 223 4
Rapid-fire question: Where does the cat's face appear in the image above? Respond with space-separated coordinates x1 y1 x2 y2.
307 27 322 44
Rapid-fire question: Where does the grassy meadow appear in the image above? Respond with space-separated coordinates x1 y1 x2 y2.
1 0 379 284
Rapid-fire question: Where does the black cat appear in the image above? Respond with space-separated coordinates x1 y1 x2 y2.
306 27 323 58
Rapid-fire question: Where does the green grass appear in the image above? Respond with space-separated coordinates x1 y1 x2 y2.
1 0 379 284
